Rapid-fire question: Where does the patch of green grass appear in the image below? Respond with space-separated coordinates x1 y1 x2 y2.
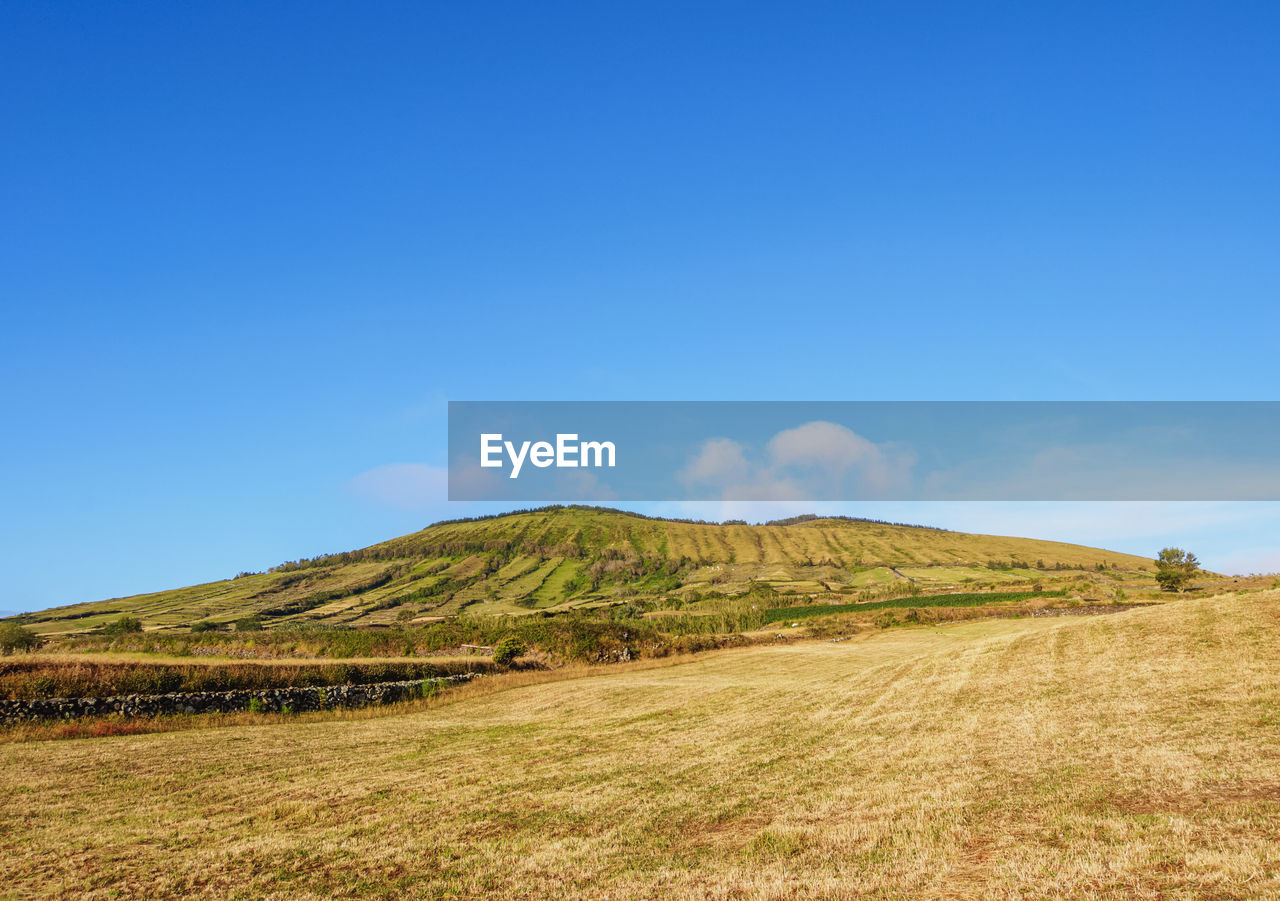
531 560 585 608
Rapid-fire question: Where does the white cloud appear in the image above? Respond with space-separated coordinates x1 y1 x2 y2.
677 438 751 489
767 421 915 495
768 421 882 470
447 456 505 500
676 421 915 500
348 463 448 510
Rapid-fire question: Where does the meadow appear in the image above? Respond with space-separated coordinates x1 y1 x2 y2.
3 590 1277 899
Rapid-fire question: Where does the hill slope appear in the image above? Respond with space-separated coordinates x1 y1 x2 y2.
10 506 1155 634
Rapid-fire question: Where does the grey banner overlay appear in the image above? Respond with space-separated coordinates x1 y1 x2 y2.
448 401 1280 501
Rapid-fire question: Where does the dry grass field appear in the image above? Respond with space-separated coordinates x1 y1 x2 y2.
4 591 1279 899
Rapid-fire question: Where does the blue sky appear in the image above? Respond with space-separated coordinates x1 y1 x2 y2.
2 2 1278 614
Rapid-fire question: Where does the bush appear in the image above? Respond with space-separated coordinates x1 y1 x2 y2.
189 621 218 633
0 623 41 655
1155 547 1199 592
492 637 527 666
235 616 263 632
101 616 143 636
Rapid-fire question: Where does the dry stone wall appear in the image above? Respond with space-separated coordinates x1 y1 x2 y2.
0 673 480 724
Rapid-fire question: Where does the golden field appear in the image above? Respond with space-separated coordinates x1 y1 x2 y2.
3 591 1279 899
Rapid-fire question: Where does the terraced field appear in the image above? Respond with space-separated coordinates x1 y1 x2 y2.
6 507 1157 635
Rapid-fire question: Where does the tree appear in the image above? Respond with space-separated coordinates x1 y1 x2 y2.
1155 547 1199 592
0 622 41 655
492 637 527 666
101 615 143 636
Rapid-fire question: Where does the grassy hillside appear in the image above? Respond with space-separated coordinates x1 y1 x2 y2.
9 506 1158 635
4 592 1277 898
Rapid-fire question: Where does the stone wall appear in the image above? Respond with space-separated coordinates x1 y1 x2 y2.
0 673 480 724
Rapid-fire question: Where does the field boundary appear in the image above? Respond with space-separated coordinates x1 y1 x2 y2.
762 589 1070 622
0 673 481 724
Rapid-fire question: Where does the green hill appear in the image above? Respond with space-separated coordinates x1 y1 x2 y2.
9 506 1156 634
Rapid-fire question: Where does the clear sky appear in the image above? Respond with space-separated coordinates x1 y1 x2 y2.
2 2 1278 614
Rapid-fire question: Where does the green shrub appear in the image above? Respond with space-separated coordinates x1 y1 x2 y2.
101 616 143 636
189 621 218 633
235 616 263 632
0 623 41 655
492 637 527 666
247 697 263 713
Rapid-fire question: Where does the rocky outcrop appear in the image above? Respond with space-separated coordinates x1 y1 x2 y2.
0 673 480 724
